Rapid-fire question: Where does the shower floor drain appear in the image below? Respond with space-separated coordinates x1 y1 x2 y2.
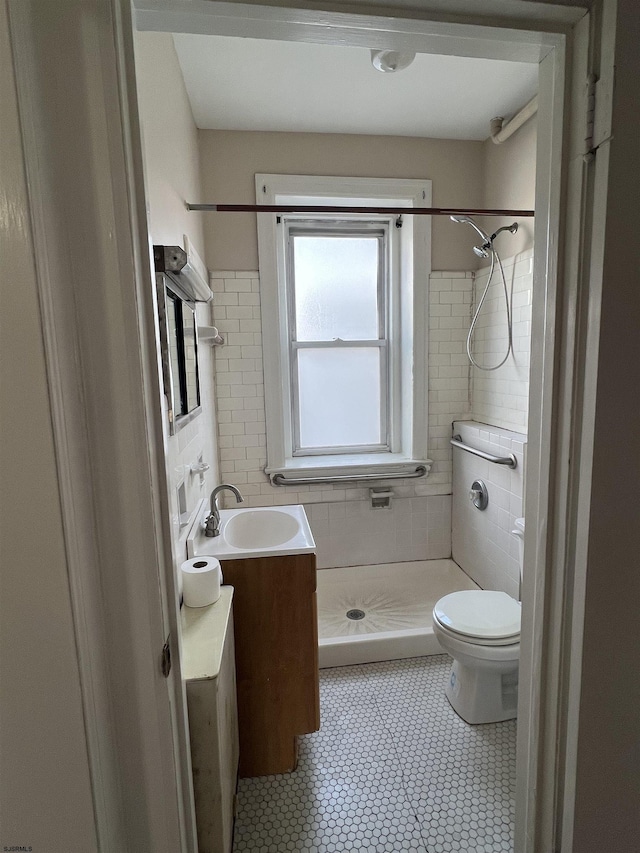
346 609 366 621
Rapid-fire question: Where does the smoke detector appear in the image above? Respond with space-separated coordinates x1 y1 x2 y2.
370 49 416 73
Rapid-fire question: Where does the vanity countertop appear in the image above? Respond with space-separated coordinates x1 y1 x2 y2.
186 499 315 561
181 586 234 682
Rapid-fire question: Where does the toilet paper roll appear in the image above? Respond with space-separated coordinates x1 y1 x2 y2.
181 557 222 608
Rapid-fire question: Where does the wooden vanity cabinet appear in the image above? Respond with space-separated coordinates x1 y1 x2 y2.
221 552 320 778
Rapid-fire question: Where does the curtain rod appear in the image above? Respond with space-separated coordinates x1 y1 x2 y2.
186 203 534 217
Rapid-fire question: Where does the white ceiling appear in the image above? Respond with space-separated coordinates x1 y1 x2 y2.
172 34 538 141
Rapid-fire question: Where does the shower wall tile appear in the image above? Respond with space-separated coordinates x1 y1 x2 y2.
165 302 220 594
305 495 451 569
209 270 479 565
210 260 533 516
470 249 533 432
427 272 474 493
210 270 472 515
451 421 526 598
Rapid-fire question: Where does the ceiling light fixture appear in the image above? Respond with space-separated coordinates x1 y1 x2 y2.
370 49 416 73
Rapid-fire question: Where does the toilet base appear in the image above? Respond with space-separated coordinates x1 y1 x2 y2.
444 659 518 725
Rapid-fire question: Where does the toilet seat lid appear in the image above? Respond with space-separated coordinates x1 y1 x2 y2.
434 590 521 640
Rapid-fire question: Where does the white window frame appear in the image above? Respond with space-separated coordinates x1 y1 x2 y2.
287 219 394 456
256 174 431 480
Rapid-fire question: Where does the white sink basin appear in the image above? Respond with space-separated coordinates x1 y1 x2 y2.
224 510 300 549
186 501 316 561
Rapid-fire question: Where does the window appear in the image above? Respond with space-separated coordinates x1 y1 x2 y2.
288 223 392 454
256 175 431 481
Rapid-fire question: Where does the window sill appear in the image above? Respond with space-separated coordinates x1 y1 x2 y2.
266 454 432 486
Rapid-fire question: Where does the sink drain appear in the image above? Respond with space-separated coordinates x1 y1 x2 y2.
346 609 366 621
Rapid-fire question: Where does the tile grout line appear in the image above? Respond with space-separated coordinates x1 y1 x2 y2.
233 658 515 852
370 680 434 853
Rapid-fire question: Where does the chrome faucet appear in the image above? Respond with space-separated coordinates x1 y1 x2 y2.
204 484 244 537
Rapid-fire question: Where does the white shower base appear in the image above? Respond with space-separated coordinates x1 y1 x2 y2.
317 559 478 668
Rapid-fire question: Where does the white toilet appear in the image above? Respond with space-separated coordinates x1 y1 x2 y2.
433 518 525 724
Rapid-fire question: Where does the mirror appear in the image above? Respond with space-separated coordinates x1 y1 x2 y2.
156 273 202 434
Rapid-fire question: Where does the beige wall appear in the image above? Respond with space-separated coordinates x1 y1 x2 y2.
482 114 537 256
199 130 485 271
134 32 221 567
134 32 206 259
0 2 98 849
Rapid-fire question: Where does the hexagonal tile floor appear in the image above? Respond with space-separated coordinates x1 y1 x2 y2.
233 656 516 852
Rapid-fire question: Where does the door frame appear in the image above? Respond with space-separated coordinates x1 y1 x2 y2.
7 1 198 850
7 0 612 851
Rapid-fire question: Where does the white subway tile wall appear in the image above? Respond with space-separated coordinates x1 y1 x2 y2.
210 270 473 510
451 421 526 599
165 302 220 591
209 270 474 567
209 266 533 573
428 272 474 490
470 250 533 432
306 496 452 569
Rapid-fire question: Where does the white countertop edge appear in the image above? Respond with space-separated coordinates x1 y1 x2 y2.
181 586 234 682
215 543 316 561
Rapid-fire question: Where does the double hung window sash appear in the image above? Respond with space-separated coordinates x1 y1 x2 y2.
287 223 390 455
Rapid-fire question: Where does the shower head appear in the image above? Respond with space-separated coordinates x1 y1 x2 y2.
449 214 491 245
451 215 519 259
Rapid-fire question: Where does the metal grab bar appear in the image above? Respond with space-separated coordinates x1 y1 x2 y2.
271 465 429 486
450 435 517 469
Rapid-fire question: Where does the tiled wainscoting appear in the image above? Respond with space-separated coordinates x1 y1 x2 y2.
208 264 532 569
471 250 533 432
208 269 477 562
209 271 475 511
305 495 451 569
166 301 219 590
452 421 526 599
427 271 475 494
233 657 516 853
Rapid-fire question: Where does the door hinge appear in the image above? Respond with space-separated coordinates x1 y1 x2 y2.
583 73 598 162
161 635 171 678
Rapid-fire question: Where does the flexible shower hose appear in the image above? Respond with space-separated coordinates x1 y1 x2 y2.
467 248 513 371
